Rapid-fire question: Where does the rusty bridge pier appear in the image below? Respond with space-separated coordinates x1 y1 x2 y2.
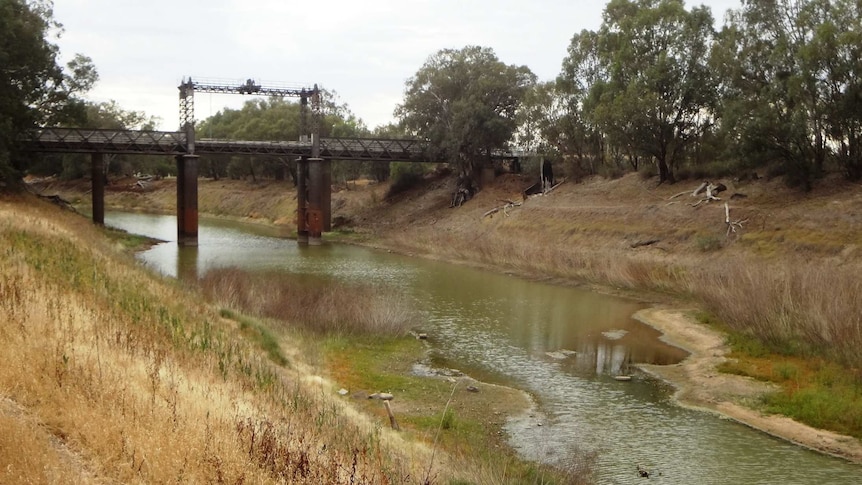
303 157 331 245
176 154 199 246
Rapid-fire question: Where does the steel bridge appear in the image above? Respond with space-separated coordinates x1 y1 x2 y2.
24 77 518 246
25 127 441 161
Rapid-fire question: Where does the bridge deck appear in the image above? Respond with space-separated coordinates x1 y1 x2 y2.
25 127 450 162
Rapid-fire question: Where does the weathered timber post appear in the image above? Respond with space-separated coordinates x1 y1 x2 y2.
91 153 105 225
176 154 200 246
296 157 309 245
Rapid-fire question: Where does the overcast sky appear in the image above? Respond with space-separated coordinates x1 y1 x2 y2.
52 0 741 131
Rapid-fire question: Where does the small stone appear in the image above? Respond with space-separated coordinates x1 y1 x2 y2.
337 388 349 396
537 423 543 427
466 385 479 393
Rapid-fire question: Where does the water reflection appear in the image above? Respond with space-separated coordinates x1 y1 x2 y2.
104 212 862 484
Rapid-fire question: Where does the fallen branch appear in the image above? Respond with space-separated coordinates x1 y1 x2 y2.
630 239 660 249
725 202 749 237
482 200 522 218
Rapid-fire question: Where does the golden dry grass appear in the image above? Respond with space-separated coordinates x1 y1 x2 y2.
0 195 508 484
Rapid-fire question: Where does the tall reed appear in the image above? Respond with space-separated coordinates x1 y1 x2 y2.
199 267 418 336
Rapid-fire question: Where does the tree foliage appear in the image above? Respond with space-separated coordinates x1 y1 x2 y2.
0 0 97 186
195 92 369 184
716 0 862 187
545 0 862 188
557 0 717 184
396 46 536 182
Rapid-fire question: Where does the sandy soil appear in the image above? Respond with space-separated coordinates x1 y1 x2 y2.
635 307 862 464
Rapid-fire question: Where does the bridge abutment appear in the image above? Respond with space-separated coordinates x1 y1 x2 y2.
176 154 199 246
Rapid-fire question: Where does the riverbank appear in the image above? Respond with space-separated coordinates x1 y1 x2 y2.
40 171 862 465
635 307 862 464
2 194 569 484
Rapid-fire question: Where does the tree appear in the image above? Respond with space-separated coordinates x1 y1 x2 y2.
1 0 97 187
589 0 718 184
396 46 536 184
716 0 862 185
553 29 610 177
195 92 367 184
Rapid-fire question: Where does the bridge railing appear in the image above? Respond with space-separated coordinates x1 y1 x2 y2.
26 127 187 155
319 137 443 162
196 138 311 156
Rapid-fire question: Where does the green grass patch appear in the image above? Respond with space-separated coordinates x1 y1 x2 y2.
102 226 162 251
220 309 289 367
719 337 862 440
319 335 579 483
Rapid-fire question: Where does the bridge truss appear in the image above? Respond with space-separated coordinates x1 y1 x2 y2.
178 77 321 150
26 128 447 162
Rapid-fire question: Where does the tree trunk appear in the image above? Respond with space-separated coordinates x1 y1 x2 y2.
657 158 675 184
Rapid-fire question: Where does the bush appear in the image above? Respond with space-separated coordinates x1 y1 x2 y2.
386 162 427 198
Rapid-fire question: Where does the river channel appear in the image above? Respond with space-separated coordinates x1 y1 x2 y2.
105 212 860 484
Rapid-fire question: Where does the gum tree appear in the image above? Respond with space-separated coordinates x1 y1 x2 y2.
0 0 97 187
396 46 535 185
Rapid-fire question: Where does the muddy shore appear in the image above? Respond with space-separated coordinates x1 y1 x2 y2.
634 307 862 464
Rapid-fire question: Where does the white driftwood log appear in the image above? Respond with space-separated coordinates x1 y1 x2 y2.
724 202 749 237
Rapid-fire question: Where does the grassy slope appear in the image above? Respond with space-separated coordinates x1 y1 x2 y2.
1 194 523 484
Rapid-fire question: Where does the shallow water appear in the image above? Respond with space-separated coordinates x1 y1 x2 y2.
106 212 862 484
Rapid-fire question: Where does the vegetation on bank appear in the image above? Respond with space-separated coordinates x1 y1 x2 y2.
0 197 526 483
1 195 596 484
363 171 862 442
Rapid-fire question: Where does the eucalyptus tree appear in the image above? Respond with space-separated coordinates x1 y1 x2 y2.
396 46 536 185
716 0 862 186
196 92 366 183
589 0 718 184
1 0 97 187
556 29 609 175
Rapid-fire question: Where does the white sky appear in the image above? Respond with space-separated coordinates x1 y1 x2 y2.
52 0 741 131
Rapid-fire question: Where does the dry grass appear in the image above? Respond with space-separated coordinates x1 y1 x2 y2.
0 195 505 484
199 267 418 336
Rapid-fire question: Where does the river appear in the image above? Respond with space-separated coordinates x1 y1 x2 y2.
105 212 861 484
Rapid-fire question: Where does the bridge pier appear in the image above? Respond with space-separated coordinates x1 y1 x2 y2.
176 154 199 246
295 157 331 245
296 157 308 244
91 153 105 225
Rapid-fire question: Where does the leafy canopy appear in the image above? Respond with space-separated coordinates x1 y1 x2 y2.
396 46 535 181
0 0 97 186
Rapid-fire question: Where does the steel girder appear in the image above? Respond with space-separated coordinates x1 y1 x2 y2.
26 128 186 154
25 128 521 164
